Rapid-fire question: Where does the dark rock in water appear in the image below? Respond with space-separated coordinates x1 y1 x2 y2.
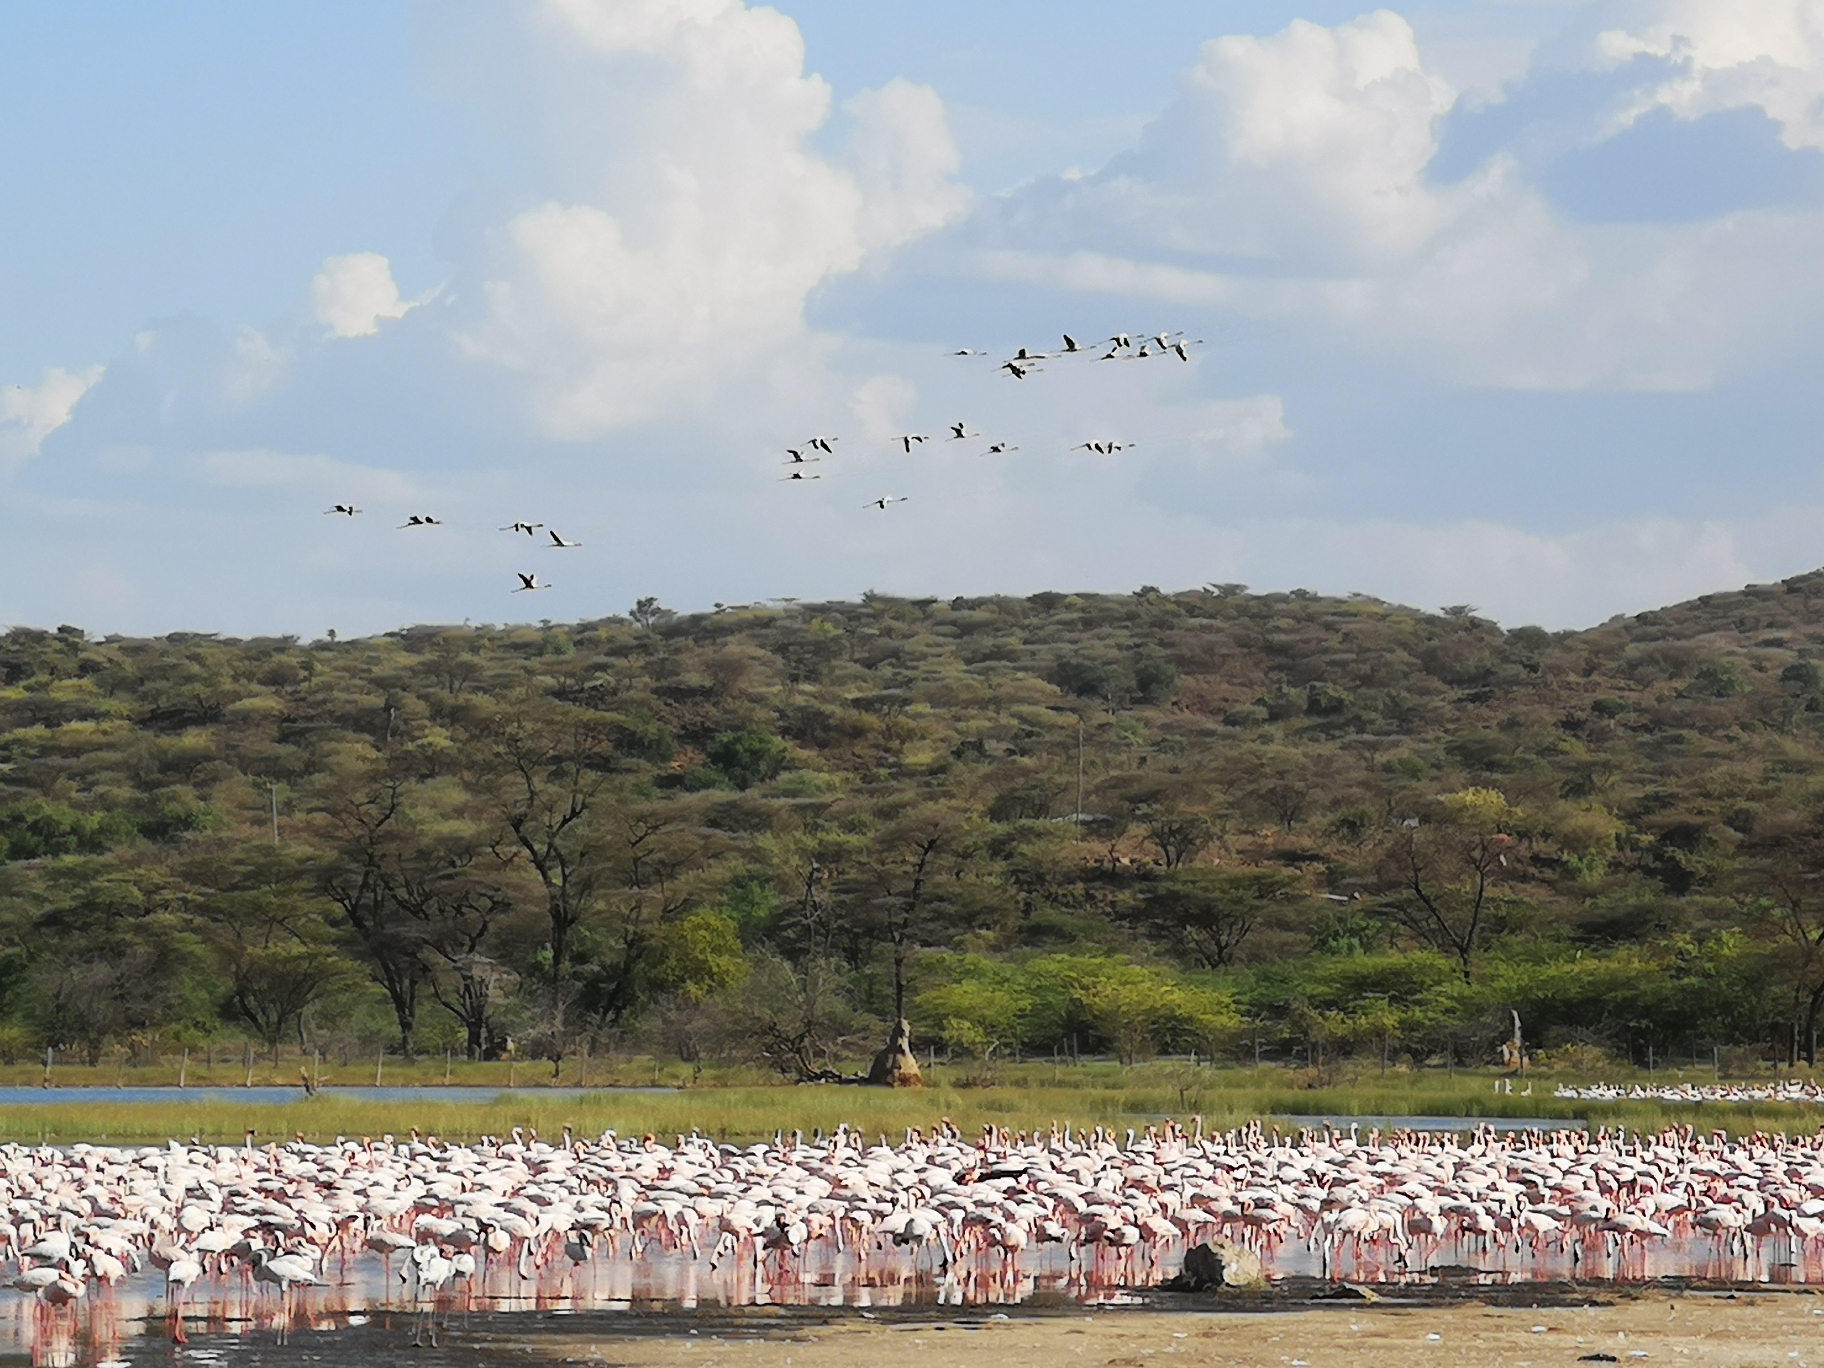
1428 1263 1481 1280
1163 1240 1264 1291
1577 1355 1618 1362
1313 1284 1378 1302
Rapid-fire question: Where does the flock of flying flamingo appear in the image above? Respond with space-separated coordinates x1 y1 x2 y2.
782 332 1195 511
307 330 1190 602
320 505 582 599
5 1116 1824 1353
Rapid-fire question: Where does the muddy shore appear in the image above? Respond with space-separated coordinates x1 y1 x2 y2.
30 1284 1819 1367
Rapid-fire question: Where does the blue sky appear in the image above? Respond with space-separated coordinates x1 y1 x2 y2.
6 0 1824 637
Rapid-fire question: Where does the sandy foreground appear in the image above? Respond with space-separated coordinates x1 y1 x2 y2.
524 1297 1824 1368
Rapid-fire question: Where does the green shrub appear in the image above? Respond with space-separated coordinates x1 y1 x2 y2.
1133 658 1180 705
1688 660 1748 698
706 727 789 790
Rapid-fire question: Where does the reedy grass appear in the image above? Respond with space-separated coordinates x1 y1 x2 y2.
0 1062 1817 1145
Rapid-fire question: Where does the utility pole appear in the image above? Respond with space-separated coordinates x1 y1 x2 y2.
1075 714 1085 835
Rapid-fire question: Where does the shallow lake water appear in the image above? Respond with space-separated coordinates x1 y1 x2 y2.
2 1227 1817 1367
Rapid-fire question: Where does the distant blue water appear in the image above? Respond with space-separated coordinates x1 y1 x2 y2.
0 1085 676 1105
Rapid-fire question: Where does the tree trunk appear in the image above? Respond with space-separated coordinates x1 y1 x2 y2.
1805 983 1824 1067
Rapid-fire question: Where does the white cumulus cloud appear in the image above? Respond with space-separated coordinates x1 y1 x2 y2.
969 7 1824 391
466 0 968 437
1597 1 1824 149
845 79 972 252
1 365 105 463
1177 11 1457 262
983 12 1455 270
312 252 423 339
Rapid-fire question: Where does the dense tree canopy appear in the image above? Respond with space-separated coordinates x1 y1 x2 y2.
5 571 1824 1072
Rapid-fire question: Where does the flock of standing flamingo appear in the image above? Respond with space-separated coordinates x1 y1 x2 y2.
1556 1080 1824 1104
4 1115 1824 1355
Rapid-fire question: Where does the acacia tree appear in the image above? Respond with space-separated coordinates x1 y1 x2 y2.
186 844 361 1060
474 702 616 984
1735 810 1824 1064
224 941 362 1061
393 777 518 1061
758 826 866 965
318 773 430 1055
29 861 212 1064
849 808 987 1027
392 846 515 1061
1135 866 1302 968
1376 788 1523 983
573 805 711 1032
1138 806 1215 869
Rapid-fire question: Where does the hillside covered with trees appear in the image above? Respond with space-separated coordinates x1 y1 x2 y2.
7 571 1824 1079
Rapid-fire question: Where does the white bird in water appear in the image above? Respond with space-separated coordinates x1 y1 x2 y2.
864 496 911 510
897 434 929 452
501 521 544 535
398 515 442 528
547 530 581 548
324 504 361 516
12 1268 63 1295
406 1243 456 1299
165 1252 202 1344
513 573 553 593
253 1247 322 1296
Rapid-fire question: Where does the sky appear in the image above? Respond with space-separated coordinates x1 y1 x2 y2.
6 0 1824 638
